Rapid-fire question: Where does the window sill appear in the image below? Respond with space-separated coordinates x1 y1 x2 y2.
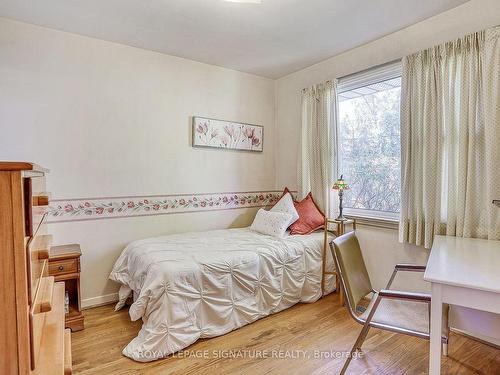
345 214 399 230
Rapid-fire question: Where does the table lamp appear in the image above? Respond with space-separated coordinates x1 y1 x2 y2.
332 175 349 221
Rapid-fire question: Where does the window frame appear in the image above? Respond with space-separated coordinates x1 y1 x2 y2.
335 60 402 224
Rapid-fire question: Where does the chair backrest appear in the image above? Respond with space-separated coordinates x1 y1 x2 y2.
331 231 373 312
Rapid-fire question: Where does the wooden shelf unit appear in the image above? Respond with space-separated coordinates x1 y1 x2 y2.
0 161 71 375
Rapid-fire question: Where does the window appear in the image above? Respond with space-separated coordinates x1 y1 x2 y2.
337 62 402 220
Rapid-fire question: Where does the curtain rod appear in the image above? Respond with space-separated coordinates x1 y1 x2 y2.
301 80 332 93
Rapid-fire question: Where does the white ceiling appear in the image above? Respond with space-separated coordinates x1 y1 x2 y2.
0 0 469 78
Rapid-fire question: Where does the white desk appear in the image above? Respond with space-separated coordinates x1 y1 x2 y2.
424 236 500 375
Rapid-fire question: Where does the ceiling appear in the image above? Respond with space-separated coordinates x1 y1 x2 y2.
0 0 469 78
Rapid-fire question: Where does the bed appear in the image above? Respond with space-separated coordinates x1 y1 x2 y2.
109 227 336 362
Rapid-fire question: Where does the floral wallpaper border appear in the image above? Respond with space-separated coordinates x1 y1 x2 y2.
47 191 287 223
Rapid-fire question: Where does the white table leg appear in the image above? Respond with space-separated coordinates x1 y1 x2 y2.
429 283 443 375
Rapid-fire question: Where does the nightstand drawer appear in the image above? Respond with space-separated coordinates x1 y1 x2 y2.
49 258 78 276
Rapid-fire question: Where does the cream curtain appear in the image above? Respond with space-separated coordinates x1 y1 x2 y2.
299 81 338 216
400 26 500 249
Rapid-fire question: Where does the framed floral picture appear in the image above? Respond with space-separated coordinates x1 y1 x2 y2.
192 116 263 152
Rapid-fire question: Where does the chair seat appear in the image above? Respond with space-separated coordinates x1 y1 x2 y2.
360 293 429 335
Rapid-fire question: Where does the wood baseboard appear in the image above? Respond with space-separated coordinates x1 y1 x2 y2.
450 328 500 350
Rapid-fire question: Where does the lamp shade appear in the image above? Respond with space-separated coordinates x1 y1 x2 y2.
332 175 349 190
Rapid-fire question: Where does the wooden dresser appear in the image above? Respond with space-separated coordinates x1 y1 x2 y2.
0 162 71 375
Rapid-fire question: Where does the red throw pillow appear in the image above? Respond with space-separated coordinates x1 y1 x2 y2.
289 192 325 235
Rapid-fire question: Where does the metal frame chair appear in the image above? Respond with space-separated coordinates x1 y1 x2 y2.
330 232 449 374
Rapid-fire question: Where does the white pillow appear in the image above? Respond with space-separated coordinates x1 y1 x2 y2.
270 192 299 227
250 209 292 238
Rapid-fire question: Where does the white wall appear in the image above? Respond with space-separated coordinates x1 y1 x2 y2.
0 17 276 306
275 0 500 344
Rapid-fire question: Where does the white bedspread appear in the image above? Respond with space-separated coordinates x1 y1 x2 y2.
109 228 335 362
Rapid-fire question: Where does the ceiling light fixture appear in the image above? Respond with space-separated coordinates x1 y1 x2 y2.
223 0 263 4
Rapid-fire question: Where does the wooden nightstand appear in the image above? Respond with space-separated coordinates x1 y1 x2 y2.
49 244 85 331
322 218 356 305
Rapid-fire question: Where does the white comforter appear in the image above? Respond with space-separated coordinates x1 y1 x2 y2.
109 228 335 362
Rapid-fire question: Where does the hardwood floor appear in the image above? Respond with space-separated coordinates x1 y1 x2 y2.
71 293 500 374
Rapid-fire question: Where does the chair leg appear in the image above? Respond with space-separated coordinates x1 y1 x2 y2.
442 325 450 356
340 324 370 375
356 326 370 351
442 339 448 357
442 307 450 357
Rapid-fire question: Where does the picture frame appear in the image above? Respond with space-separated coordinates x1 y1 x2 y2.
192 116 263 152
